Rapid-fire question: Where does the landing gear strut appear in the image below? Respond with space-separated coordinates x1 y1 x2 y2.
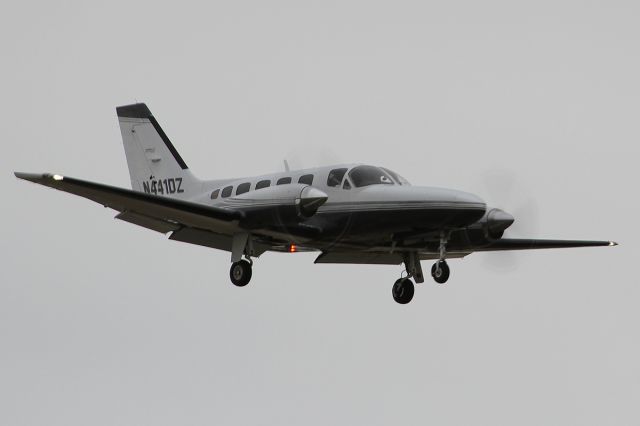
431 232 451 284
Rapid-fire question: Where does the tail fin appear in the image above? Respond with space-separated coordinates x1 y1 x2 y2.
116 103 200 198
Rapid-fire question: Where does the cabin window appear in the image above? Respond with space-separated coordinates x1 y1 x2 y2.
236 182 251 195
256 179 271 190
298 174 314 185
277 177 292 185
327 168 347 187
221 186 233 198
349 166 394 188
210 189 220 199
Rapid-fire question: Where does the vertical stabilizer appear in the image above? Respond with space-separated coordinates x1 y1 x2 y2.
116 103 200 199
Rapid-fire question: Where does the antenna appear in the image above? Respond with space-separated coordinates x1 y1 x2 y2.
283 159 290 172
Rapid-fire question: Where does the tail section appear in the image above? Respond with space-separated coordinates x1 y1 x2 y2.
116 103 200 198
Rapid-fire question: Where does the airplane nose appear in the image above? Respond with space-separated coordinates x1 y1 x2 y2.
423 188 487 227
453 191 485 206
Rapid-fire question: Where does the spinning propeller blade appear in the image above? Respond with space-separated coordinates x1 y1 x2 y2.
478 168 540 270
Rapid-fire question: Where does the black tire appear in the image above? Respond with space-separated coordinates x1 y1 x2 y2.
392 278 415 304
431 260 450 284
230 260 252 287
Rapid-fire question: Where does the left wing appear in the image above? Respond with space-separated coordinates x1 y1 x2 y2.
14 172 244 235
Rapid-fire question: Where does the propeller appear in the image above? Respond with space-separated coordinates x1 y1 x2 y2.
476 168 540 270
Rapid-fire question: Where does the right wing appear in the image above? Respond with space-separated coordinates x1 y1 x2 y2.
14 172 244 236
314 238 616 265
475 238 617 251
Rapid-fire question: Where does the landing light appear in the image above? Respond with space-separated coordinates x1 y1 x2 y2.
52 174 64 181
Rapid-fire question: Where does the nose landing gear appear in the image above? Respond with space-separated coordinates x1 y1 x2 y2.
431 232 451 284
431 260 450 284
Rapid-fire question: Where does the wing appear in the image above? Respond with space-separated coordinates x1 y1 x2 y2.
474 238 617 251
314 251 470 265
313 238 616 265
14 172 322 256
14 172 244 236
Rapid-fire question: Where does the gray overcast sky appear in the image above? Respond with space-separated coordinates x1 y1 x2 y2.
1 1 639 425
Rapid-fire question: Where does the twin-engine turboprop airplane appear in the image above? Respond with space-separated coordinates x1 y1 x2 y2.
15 103 617 304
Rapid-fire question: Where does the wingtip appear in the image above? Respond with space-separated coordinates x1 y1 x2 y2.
14 171 44 181
14 172 64 183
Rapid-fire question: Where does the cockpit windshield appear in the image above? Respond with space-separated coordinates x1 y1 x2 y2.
348 165 395 188
381 167 411 186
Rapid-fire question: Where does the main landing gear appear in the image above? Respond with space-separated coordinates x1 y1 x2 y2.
229 232 254 287
230 258 252 287
392 278 414 304
392 232 451 304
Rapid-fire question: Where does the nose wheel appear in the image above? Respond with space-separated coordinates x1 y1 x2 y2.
431 260 450 284
230 259 252 287
392 278 415 304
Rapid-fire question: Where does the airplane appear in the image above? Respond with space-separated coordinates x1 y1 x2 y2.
14 103 617 304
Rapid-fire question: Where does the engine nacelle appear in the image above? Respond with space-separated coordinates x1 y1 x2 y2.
232 184 328 227
464 208 515 243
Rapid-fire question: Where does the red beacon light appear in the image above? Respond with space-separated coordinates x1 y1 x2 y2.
288 243 297 253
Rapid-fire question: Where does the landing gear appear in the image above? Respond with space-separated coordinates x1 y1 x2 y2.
392 252 421 304
392 278 414 304
230 233 254 287
431 232 451 284
431 260 450 284
392 231 453 302
230 259 252 287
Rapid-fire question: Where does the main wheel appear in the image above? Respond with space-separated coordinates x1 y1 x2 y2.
431 260 450 284
392 278 415 304
230 260 252 287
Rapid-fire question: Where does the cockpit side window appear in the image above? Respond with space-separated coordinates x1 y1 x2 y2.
327 168 348 187
349 166 394 188
210 189 220 199
381 167 411 186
